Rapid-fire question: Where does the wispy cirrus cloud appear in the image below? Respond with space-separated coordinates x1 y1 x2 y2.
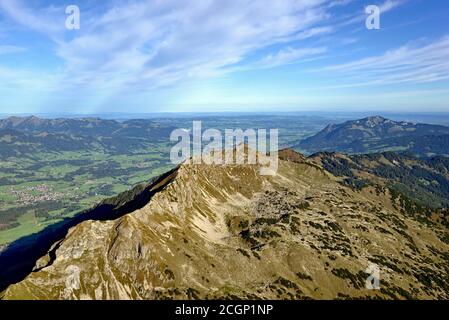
333 0 406 28
0 0 408 92
378 0 405 12
0 0 338 92
249 47 328 70
0 45 26 55
313 36 449 86
0 0 447 114
0 0 63 37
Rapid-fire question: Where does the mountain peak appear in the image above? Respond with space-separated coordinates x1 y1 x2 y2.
3 148 449 300
361 115 388 124
298 115 449 155
353 116 393 128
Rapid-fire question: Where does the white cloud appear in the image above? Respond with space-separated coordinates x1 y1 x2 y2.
334 0 405 28
0 0 427 102
0 45 26 55
313 36 449 85
328 0 356 8
0 0 63 37
0 0 337 93
294 26 335 40
378 0 404 13
252 47 327 69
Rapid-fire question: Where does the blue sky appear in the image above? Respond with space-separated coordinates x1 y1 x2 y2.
0 0 448 114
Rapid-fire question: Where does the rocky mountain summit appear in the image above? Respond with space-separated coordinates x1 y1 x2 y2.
1 149 448 299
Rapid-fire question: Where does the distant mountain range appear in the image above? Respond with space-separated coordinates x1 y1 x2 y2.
0 116 175 137
297 116 449 157
0 116 175 158
0 128 99 158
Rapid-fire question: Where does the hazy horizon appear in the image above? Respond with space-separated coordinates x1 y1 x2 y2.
2 111 449 126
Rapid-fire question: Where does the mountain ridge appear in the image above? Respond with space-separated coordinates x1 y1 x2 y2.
2 149 448 300
0 115 175 138
298 116 449 156
0 166 179 293
0 116 176 159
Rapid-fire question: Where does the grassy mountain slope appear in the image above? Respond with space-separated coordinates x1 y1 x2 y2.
309 151 449 210
2 149 448 300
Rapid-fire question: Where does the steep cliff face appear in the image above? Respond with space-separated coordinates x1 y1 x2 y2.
2 150 449 300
